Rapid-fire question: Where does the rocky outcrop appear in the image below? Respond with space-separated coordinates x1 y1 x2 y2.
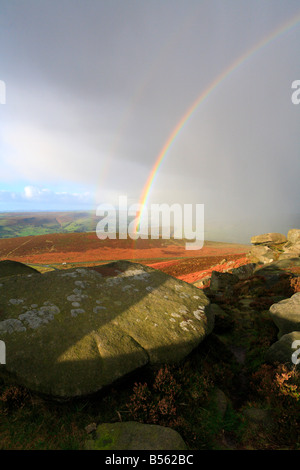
203 254 300 370
0 260 214 398
249 229 300 264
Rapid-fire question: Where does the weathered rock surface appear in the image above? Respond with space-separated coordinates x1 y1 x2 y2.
282 242 300 255
209 271 239 293
278 252 300 260
250 245 275 264
251 233 287 246
249 229 300 264
0 260 214 398
253 257 300 285
259 257 300 270
85 421 187 450
287 229 300 245
269 292 300 338
265 331 300 366
230 263 256 280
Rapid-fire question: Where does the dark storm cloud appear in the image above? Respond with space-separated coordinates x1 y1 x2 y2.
0 0 299 240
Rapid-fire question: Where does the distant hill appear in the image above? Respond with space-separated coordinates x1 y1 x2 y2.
0 211 99 238
1 210 298 245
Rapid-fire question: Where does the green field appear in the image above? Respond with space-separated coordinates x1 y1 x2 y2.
0 211 99 238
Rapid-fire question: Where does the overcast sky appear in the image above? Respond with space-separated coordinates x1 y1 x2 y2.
0 0 299 242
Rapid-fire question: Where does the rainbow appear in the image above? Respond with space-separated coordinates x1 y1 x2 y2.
134 11 300 233
94 6 203 199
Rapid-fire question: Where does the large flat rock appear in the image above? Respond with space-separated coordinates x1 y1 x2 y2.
251 233 287 246
0 261 214 398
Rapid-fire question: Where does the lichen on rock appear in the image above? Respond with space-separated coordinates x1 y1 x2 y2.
0 260 214 398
